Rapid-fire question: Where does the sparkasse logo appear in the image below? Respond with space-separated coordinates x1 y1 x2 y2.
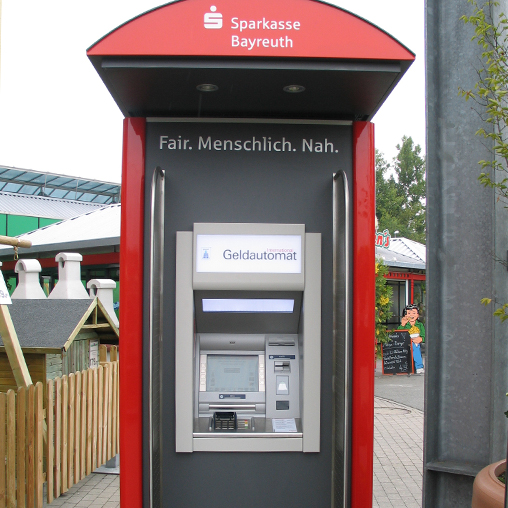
204 6 223 29
201 5 301 52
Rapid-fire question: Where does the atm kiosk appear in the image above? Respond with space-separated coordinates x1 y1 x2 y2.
175 223 321 452
87 1 414 506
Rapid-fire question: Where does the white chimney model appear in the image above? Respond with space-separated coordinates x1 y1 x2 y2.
48 253 89 299
87 278 119 327
11 259 47 299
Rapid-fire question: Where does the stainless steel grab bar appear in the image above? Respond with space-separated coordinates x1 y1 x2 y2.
149 166 165 508
332 171 351 508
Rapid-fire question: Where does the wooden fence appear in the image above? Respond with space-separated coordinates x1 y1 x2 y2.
0 360 119 507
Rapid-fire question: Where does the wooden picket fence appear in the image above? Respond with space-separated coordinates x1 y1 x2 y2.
0 360 119 507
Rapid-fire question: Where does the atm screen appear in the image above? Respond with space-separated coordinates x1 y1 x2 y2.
206 355 259 392
202 299 294 313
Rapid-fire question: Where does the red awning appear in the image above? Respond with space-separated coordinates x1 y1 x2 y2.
87 0 415 120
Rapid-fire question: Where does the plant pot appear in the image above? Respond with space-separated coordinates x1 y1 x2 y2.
472 459 506 508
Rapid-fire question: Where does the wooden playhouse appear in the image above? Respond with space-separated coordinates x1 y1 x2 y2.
0 297 119 392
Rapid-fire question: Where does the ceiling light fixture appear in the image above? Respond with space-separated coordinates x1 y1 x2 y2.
196 83 219 92
283 85 305 93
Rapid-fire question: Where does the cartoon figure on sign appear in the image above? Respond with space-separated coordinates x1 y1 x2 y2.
401 304 425 374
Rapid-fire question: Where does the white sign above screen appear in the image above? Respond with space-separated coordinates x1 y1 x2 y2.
196 234 302 274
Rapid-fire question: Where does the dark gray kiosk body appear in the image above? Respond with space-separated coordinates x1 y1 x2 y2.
87 1 414 507
146 121 347 508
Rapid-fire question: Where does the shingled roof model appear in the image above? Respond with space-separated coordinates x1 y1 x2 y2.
0 298 119 352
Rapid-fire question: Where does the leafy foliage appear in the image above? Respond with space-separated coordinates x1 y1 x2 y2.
481 297 508 321
375 258 393 347
461 2 508 328
460 0 508 204
376 137 426 243
462 2 508 420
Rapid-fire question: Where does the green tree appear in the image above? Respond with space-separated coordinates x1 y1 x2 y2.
375 150 403 234
376 137 427 243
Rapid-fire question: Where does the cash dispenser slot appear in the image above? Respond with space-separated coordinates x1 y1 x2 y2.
268 338 296 346
274 361 291 372
213 412 237 431
209 405 257 411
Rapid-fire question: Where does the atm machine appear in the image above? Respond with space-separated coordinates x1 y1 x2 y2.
174 223 321 452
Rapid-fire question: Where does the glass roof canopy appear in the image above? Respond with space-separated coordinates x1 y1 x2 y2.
0 166 121 204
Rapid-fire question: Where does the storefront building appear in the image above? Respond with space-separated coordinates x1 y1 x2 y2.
376 236 426 327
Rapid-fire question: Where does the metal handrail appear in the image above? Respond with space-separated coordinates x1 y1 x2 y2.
149 166 165 508
332 171 351 508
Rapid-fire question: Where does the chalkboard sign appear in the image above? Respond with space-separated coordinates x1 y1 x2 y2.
381 330 414 375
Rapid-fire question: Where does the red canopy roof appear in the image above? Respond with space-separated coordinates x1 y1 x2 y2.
88 0 414 61
87 0 415 120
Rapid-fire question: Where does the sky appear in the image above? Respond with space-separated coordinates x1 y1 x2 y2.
0 0 425 184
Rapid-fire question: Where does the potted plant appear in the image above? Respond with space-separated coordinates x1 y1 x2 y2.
472 459 506 508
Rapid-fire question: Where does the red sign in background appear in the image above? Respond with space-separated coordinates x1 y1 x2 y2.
88 0 414 61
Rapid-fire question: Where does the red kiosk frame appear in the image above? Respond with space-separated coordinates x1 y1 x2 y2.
88 2 414 507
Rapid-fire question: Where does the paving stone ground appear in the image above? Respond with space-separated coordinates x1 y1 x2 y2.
373 397 424 508
43 473 119 508
42 396 423 507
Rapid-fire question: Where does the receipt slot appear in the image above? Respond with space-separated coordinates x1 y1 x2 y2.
175 223 321 452
87 0 414 506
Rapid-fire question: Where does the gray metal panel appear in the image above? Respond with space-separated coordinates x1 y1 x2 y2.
265 337 301 420
149 118 353 126
175 232 194 453
193 436 302 452
425 0 508 506
145 119 352 507
301 233 321 452
198 333 265 351
103 58 402 73
194 290 302 334
0 299 93 349
490 0 508 464
89 54 412 121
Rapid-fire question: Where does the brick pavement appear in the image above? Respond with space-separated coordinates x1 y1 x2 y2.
43 396 423 507
373 397 424 508
43 473 119 508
